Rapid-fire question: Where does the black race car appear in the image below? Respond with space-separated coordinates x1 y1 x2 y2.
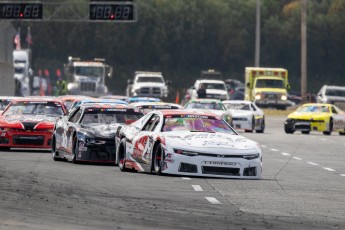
52 103 144 163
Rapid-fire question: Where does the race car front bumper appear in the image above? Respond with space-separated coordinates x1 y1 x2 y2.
0 130 53 149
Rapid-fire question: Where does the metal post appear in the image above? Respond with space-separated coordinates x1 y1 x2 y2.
301 0 307 102
254 0 261 67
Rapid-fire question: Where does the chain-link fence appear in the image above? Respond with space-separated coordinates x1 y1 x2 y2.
0 22 15 96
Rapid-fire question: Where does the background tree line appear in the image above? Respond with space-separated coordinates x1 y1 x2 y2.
14 0 345 98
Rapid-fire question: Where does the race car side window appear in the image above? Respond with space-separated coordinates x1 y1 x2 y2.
142 114 160 131
69 108 82 123
331 106 338 114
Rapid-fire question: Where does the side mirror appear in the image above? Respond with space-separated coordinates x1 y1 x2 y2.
127 79 133 85
286 83 291 90
166 80 172 86
106 66 113 78
246 82 250 88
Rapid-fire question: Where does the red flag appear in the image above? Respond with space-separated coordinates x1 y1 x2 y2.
26 27 33 46
14 29 21 50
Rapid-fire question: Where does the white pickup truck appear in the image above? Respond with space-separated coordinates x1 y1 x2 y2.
126 71 170 98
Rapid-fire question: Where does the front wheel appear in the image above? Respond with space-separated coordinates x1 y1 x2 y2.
256 118 265 133
118 139 128 172
52 135 60 161
72 135 79 164
323 118 333 135
301 131 310 134
153 143 165 175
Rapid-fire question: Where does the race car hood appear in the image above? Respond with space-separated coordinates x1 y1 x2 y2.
80 123 121 138
287 112 328 120
0 115 59 129
162 132 259 154
229 110 253 117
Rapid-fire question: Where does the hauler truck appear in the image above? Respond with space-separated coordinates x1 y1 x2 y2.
64 57 112 97
244 67 290 110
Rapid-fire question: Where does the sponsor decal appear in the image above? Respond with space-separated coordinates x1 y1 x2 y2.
106 109 127 112
164 159 174 163
203 161 239 167
202 140 234 147
28 101 48 104
79 142 87 151
165 153 172 158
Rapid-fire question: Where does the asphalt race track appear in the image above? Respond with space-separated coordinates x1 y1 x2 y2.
0 116 344 230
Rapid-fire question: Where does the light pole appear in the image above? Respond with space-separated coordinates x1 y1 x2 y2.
254 0 261 67
301 0 307 102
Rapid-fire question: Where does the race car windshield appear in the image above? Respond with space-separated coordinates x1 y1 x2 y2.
255 79 284 88
75 66 103 77
0 100 12 110
163 116 235 134
204 83 226 90
3 102 64 116
80 111 143 125
136 77 164 83
325 89 345 97
185 102 222 110
297 105 329 113
224 103 250 110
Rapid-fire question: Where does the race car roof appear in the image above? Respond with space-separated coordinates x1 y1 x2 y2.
80 103 131 109
188 98 222 103
131 102 183 108
157 109 219 117
11 97 64 103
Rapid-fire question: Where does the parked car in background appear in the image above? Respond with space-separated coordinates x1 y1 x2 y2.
317 85 345 110
284 103 345 135
224 79 244 100
222 100 265 133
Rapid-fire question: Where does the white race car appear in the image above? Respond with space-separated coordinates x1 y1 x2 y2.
222 100 265 133
115 110 262 179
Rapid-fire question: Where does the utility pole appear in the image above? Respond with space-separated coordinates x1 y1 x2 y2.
254 0 261 67
301 0 307 102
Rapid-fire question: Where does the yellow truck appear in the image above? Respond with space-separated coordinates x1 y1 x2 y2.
244 67 290 110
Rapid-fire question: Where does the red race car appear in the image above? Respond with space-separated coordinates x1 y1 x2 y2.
0 98 67 150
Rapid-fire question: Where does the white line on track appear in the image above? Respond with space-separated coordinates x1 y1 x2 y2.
292 157 302 160
281 152 290 156
307 162 319 166
270 148 279 152
340 174 345 177
205 197 221 204
181 177 191 180
192 185 203 192
323 167 335 172
261 145 267 148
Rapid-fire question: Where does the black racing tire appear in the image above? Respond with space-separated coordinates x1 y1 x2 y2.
118 139 128 172
323 118 333 136
284 125 295 134
339 131 345 136
153 143 165 175
245 117 255 133
0 147 10 151
51 135 61 161
301 131 310 134
72 135 79 164
256 118 265 133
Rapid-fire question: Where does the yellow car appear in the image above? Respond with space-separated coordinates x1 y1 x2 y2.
284 103 345 135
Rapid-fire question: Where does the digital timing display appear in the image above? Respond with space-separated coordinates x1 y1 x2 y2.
89 4 134 21
0 3 43 19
